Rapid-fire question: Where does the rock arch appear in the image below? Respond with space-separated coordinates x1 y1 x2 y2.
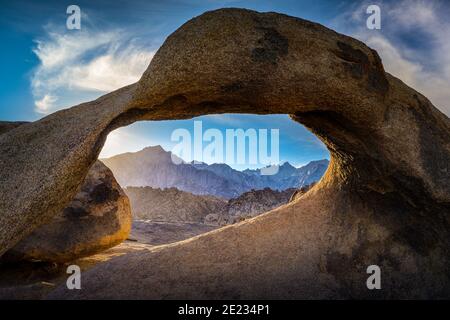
0 9 449 298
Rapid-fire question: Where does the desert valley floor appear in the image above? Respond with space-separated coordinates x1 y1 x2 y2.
0 220 220 299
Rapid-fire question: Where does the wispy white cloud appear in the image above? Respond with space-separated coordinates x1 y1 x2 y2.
32 31 117 69
65 46 152 92
34 94 57 114
31 27 154 114
333 0 450 116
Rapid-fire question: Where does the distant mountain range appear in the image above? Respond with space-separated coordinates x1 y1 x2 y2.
101 146 328 199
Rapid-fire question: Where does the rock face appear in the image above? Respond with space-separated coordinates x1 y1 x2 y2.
2 161 132 263
225 188 296 217
125 186 226 222
0 9 449 299
102 145 328 198
204 187 297 225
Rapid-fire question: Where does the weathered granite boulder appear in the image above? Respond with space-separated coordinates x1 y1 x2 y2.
2 160 131 263
0 9 449 299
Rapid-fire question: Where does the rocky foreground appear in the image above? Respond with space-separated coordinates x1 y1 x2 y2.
0 145 298 298
0 9 448 299
0 242 147 300
0 123 299 298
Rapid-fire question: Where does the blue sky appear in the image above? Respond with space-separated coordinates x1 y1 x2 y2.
1 0 449 169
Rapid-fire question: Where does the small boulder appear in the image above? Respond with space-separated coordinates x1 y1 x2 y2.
3 161 131 263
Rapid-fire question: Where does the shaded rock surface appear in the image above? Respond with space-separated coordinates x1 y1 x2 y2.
2 161 132 263
0 241 147 300
129 220 218 245
0 9 449 299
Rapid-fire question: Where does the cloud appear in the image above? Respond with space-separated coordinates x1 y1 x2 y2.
333 0 450 116
34 94 57 114
388 0 437 28
32 31 117 70
31 27 154 114
66 46 152 92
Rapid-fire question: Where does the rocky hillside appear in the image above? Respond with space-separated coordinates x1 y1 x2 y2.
229 187 297 216
101 145 328 198
125 186 226 223
125 185 301 226
204 187 297 225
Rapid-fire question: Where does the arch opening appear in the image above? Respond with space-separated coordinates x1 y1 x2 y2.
98 114 331 245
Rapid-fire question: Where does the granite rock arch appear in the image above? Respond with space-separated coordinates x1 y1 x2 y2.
0 9 449 298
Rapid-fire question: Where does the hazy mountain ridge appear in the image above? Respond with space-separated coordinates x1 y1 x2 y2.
101 145 328 199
